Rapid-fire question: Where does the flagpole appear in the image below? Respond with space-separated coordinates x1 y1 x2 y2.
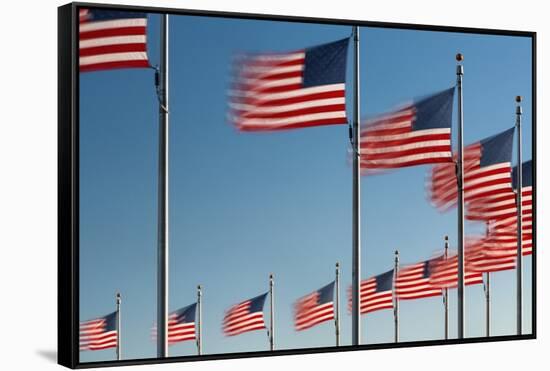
351 24 362 347
444 236 449 340
116 292 121 360
455 53 465 339
156 13 170 358
269 273 275 351
197 285 202 355
485 272 490 337
484 224 491 337
394 251 399 343
515 95 523 335
335 262 341 346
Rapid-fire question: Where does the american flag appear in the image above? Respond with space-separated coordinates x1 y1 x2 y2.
360 87 455 170
428 253 484 288
223 293 267 336
466 160 532 222
80 312 117 351
486 218 533 256
79 8 149 72
466 190 517 221
430 127 515 211
511 160 534 249
294 282 335 331
348 270 394 314
395 258 443 300
152 303 197 345
466 233 517 273
228 38 349 131
467 160 533 256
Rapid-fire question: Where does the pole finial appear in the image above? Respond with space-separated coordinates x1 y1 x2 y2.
445 235 449 241
336 261 340 268
456 53 464 62
197 284 202 290
516 95 522 103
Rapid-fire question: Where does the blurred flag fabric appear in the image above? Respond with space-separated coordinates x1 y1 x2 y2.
465 233 517 273
360 87 455 171
228 38 350 131
80 312 118 351
486 217 533 256
429 127 515 211
466 160 532 222
395 258 444 300
466 160 533 257
294 281 335 331
428 253 483 288
79 8 150 72
491 160 534 255
348 270 394 314
152 303 197 345
223 293 267 336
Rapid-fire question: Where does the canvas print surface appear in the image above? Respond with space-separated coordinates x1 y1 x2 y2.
74 5 534 364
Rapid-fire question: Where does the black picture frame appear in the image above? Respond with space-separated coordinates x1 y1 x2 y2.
58 2 537 368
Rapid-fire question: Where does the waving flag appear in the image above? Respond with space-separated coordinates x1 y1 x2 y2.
395 258 443 300
428 253 483 288
466 190 516 221
228 38 349 131
294 282 335 331
152 303 197 345
486 218 533 256
348 270 394 314
467 159 532 221
167 304 197 344
80 312 118 351
467 160 533 256
223 293 267 336
513 160 534 236
360 87 454 170
79 8 149 72
430 127 515 211
466 234 517 273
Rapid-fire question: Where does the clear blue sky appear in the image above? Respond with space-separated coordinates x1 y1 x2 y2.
78 12 533 363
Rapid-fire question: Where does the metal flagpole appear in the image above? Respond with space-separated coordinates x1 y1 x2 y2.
485 272 491 337
116 292 121 360
351 24 362 347
197 285 202 355
444 236 449 340
455 53 465 339
394 251 399 343
515 95 523 335
269 273 275 351
156 13 170 358
484 224 491 337
335 262 341 346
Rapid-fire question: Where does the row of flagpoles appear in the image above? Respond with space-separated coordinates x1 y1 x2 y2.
79 233 528 358
78 8 532 359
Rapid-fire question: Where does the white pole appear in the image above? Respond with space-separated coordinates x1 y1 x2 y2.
351 24 362 347
444 236 449 340
394 251 399 343
197 285 202 355
156 13 170 358
485 272 491 337
116 292 121 360
335 262 341 346
269 274 275 351
456 53 465 339
515 95 523 335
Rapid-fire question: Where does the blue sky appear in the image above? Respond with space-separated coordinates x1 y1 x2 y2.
78 12 533 363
